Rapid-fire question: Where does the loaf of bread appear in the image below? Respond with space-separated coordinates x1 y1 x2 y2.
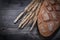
37 0 60 37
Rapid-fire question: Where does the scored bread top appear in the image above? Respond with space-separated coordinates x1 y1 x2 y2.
37 0 60 37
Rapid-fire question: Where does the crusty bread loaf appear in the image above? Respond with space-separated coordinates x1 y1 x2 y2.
37 0 60 37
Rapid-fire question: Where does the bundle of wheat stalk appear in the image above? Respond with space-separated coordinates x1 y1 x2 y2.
14 0 60 37
14 0 41 31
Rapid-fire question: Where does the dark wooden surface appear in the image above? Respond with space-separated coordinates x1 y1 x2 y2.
0 0 60 40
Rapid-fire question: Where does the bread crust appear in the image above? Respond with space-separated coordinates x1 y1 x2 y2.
37 0 60 37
